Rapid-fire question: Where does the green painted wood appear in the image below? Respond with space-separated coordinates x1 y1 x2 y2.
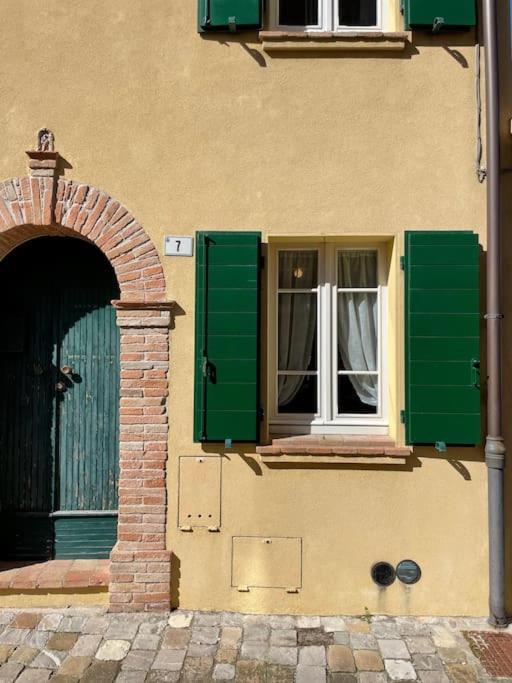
53 516 118 559
404 0 476 29
405 231 481 446
194 231 261 442
0 237 119 560
198 0 262 31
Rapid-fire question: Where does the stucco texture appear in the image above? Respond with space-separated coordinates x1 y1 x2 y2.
0 0 490 615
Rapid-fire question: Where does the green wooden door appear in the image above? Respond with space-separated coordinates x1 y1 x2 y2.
0 237 119 560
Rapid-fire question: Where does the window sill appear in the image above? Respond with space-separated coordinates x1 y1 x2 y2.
257 435 412 465
259 31 410 53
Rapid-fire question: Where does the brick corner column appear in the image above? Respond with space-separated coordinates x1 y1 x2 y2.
109 302 173 613
25 149 60 225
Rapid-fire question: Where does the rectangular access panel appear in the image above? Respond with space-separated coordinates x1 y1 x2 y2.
232 536 302 590
198 0 262 32
404 231 481 446
404 0 476 30
194 231 261 443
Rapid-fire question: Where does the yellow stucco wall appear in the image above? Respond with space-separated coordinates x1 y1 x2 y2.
0 0 492 614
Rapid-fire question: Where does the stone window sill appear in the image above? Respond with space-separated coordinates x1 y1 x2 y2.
259 31 410 53
257 435 412 465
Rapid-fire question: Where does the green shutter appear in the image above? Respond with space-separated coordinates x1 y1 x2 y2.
404 231 481 446
404 0 476 30
198 0 262 32
194 232 261 443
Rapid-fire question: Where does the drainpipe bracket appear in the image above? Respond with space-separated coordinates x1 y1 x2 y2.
485 436 506 469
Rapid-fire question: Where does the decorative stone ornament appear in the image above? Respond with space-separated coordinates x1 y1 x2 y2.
37 128 55 152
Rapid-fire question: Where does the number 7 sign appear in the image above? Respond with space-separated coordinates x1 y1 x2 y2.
164 236 194 257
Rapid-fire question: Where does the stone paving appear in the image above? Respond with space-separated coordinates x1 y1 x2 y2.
0 608 508 682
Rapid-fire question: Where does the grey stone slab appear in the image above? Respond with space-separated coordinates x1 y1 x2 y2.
146 672 180 682
418 672 450 683
190 627 220 645
15 670 52 683
70 634 102 657
0 661 24 682
186 643 217 657
271 629 297 647
377 639 410 659
295 665 327 682
349 633 378 650
297 617 321 629
132 634 160 650
299 646 326 666
151 649 186 672
121 650 155 671
358 674 388 683
412 654 444 671
371 621 401 639
240 642 269 661
193 612 221 627
30 650 64 670
213 662 236 680
405 637 435 654
0 629 29 646
0 614 13 627
167 612 192 629
384 659 417 681
333 632 350 646
138 618 167 636
321 618 347 633
243 623 270 643
220 627 242 648
82 617 110 635
96 640 131 662
268 646 298 665
115 673 147 683
220 613 244 627
269 616 296 630
24 630 49 648
37 614 63 632
58 618 86 634
105 621 139 640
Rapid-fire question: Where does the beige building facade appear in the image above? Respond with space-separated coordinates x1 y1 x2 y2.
0 0 510 618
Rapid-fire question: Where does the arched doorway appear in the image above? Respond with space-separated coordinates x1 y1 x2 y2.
0 236 121 560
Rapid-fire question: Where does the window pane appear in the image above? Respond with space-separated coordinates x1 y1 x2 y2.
338 0 377 26
338 292 378 372
279 250 318 289
338 250 377 288
279 375 317 414
278 293 317 371
338 374 377 414
280 0 319 26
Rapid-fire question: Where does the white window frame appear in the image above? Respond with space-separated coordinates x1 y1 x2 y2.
269 242 388 436
269 0 385 33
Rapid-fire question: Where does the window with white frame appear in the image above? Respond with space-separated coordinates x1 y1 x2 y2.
270 0 382 32
270 244 388 434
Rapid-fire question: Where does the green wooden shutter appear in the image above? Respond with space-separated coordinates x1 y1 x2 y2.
194 231 261 443
198 0 262 32
404 231 481 446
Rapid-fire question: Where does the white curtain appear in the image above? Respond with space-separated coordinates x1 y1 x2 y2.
338 250 378 407
278 251 317 409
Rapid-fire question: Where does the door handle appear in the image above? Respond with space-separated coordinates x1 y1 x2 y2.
55 381 67 393
61 365 73 375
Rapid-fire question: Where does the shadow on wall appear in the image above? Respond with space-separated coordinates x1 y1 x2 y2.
498 0 512 617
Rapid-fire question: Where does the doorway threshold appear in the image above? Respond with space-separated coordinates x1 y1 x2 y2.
0 559 109 589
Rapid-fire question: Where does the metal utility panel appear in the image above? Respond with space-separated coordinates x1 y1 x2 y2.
198 0 262 32
404 0 476 29
232 537 302 590
178 456 222 528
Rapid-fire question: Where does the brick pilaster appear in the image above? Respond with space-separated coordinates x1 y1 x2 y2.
109 303 173 612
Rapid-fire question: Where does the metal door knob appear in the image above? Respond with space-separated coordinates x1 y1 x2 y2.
61 365 73 375
55 381 67 393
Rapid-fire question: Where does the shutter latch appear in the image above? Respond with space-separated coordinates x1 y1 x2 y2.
228 16 237 32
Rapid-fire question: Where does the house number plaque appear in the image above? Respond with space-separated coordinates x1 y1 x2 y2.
164 236 194 257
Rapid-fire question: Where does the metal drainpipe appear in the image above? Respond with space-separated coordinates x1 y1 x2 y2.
482 0 508 627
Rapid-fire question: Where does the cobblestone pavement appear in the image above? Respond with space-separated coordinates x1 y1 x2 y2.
0 608 509 682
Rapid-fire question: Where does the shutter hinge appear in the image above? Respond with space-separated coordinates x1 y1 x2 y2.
400 256 405 271
400 409 406 424
258 406 265 421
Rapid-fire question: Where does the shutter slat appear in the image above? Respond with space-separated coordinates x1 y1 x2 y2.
194 232 261 443
405 231 481 445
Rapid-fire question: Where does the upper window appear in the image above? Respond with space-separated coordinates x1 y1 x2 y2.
272 0 381 31
269 243 388 435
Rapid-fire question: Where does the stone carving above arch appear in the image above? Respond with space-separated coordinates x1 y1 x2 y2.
0 174 165 303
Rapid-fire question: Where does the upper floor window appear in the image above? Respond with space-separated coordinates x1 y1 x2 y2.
273 0 381 31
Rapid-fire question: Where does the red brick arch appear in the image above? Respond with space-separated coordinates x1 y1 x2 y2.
0 176 165 303
0 166 172 613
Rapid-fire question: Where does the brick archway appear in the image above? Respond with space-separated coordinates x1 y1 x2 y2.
0 152 172 612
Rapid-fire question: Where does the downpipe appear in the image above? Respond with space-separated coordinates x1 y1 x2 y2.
481 0 508 627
